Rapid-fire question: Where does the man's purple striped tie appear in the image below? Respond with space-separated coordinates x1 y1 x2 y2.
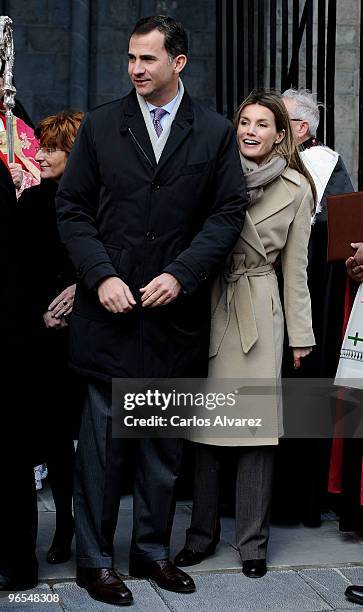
152 107 168 138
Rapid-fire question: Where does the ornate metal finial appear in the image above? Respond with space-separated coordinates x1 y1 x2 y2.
0 16 16 162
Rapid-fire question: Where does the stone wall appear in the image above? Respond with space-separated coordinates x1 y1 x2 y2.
335 0 360 189
1 0 360 186
2 0 72 120
1 0 216 121
271 0 361 188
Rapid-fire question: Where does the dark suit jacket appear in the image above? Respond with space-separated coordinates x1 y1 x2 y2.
17 180 82 438
18 180 75 334
56 88 247 381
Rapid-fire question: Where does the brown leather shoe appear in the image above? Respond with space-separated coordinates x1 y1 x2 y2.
76 568 133 606
129 559 195 593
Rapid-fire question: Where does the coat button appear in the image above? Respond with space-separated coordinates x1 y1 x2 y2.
199 271 207 281
151 181 160 191
146 231 156 241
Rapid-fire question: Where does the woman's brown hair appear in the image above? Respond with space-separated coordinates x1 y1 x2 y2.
35 110 84 155
234 90 317 207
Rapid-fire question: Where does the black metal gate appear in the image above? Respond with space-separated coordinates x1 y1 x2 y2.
216 0 363 189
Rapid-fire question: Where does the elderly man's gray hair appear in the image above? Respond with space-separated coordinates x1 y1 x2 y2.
282 88 322 137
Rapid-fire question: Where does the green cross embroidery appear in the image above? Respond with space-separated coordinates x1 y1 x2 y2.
348 332 363 346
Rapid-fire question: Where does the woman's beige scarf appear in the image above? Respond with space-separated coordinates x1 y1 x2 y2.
239 152 287 204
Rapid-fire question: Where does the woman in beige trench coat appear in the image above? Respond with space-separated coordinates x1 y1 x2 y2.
175 91 316 578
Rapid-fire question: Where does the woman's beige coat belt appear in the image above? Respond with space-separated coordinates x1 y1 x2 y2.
209 263 274 357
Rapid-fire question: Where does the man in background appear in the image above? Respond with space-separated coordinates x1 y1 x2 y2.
272 89 354 528
282 88 354 378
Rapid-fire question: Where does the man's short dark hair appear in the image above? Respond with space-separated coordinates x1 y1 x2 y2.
131 15 188 58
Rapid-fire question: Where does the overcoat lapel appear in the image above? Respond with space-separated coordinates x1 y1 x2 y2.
122 90 157 168
241 212 267 259
121 89 195 176
155 101 194 176
248 169 301 226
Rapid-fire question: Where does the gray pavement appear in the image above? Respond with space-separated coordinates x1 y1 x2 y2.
1 488 363 611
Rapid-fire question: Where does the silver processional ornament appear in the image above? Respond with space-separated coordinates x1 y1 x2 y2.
0 16 16 163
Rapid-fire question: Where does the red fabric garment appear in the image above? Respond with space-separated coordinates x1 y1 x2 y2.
0 149 26 170
0 107 40 196
328 437 344 493
342 277 353 334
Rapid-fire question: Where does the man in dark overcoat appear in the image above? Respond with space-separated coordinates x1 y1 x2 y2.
56 15 247 606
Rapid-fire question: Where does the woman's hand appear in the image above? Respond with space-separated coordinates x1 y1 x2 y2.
8 162 24 189
346 243 363 283
47 284 76 319
43 311 68 329
292 347 312 369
